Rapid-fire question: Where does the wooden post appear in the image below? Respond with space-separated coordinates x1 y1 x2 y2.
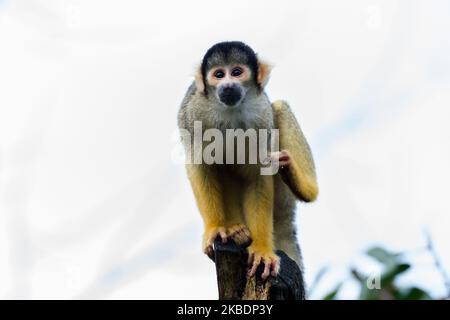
213 238 305 300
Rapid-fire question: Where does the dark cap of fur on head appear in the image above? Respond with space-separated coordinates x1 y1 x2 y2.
201 41 259 94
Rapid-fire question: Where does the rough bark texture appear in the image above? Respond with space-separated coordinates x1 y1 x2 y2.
213 238 305 300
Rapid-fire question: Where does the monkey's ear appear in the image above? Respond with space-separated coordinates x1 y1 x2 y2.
194 64 205 93
257 60 273 88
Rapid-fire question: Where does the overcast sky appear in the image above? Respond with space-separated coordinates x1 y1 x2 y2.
1 0 449 299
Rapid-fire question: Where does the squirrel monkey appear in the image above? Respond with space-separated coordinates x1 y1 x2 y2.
178 41 318 279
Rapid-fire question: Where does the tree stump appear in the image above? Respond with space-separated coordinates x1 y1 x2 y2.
213 237 305 300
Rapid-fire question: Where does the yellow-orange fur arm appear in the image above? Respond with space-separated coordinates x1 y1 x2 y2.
272 100 318 202
243 175 274 252
186 164 225 229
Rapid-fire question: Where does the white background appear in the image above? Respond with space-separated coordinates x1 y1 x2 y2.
0 0 449 299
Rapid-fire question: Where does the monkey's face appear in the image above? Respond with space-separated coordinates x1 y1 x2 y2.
198 42 272 107
206 64 252 107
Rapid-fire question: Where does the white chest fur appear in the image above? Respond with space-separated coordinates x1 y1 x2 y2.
207 99 273 131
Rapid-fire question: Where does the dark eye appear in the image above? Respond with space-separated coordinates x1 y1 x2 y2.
214 69 225 78
231 67 243 77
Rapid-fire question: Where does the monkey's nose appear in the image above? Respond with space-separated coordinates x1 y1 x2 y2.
219 85 242 106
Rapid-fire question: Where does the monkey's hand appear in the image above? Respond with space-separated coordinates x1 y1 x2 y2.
271 150 294 186
271 150 305 200
270 150 291 169
203 226 227 260
272 149 293 183
227 224 252 247
247 245 280 280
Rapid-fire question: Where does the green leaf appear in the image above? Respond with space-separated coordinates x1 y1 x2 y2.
394 287 432 300
367 247 400 265
360 285 380 300
323 283 342 300
381 263 411 285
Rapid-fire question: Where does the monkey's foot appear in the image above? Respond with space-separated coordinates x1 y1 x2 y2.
227 224 252 247
203 226 227 260
247 246 280 280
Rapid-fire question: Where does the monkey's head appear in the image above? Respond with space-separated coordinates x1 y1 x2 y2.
196 41 272 107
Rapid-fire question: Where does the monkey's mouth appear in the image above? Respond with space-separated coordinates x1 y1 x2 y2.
218 86 242 107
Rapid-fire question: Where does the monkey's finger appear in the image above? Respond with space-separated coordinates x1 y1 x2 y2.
269 152 281 163
270 151 281 158
237 229 249 242
248 256 261 277
271 259 280 277
208 249 215 262
247 251 254 265
279 160 290 167
242 227 251 239
218 230 228 243
280 150 290 157
261 260 271 280
204 245 215 261
233 230 244 244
